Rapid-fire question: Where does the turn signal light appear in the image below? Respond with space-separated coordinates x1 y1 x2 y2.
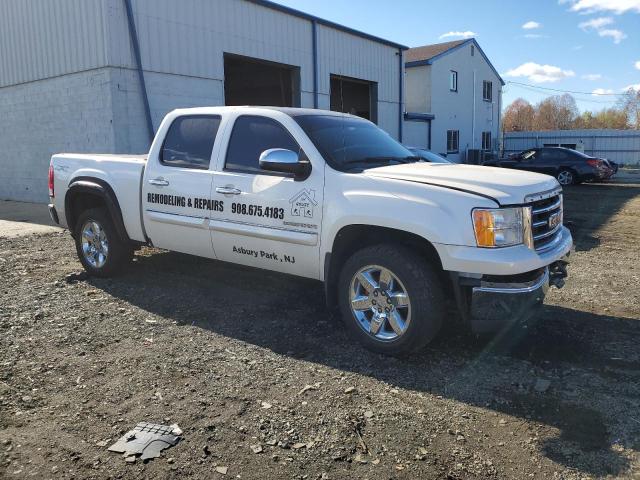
473 210 495 247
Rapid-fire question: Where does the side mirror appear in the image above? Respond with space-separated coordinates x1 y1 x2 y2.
259 148 311 180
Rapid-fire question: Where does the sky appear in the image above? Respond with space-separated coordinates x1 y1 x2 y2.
272 0 640 113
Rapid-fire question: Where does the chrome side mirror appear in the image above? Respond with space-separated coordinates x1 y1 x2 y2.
259 148 311 180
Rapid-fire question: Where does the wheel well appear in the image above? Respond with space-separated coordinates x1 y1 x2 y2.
66 192 107 233
324 224 444 308
64 179 132 244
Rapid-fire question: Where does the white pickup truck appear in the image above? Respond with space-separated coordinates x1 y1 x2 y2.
49 106 571 355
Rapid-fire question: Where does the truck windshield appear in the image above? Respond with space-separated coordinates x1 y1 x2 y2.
293 115 418 171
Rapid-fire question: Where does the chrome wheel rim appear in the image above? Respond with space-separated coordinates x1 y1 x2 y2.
81 220 109 268
349 265 411 342
557 171 573 185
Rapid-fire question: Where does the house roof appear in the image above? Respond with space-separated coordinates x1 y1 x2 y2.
405 39 467 63
405 38 505 86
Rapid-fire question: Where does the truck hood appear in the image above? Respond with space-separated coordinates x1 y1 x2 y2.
364 163 560 204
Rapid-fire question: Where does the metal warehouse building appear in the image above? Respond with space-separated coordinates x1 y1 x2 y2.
503 129 640 165
0 0 406 203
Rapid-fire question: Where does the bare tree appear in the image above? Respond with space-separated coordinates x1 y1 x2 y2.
533 94 578 130
502 98 535 131
617 88 640 129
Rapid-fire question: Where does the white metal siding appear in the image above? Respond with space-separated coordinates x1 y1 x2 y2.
105 0 314 96
0 0 108 87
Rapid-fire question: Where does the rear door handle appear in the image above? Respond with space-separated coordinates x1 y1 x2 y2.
216 186 241 195
149 178 169 187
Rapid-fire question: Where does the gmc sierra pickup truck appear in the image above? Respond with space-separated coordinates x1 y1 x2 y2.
49 106 571 355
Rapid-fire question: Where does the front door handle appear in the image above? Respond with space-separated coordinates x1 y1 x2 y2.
149 177 170 187
216 186 241 195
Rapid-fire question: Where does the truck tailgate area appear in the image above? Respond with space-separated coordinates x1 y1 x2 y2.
51 153 147 242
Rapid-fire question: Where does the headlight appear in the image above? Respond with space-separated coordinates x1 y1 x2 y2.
472 207 528 248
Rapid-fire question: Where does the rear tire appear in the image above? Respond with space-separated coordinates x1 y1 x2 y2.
337 244 445 356
556 169 575 186
74 208 132 277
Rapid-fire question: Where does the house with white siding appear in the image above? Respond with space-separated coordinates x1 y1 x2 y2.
403 38 504 163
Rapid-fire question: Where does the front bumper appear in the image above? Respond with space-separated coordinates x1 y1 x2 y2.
454 255 570 333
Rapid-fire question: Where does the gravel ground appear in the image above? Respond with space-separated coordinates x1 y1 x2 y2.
1 179 639 479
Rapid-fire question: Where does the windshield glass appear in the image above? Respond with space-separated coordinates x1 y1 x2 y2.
408 148 451 163
293 115 417 171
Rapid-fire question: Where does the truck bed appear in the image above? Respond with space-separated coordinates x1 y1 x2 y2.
50 153 147 242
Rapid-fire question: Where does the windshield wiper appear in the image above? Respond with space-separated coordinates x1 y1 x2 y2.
344 155 422 165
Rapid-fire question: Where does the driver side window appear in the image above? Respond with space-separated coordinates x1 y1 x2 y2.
225 115 300 174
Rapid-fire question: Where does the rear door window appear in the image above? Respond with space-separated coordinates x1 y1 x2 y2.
224 115 300 174
161 115 221 169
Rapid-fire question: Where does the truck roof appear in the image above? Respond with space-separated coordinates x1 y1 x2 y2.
170 105 361 120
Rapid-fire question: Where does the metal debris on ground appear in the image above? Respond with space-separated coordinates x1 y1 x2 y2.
107 422 182 462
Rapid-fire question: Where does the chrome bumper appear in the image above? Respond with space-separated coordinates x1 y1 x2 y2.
463 255 569 333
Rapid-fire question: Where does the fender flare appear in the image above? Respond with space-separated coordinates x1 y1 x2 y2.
65 177 130 242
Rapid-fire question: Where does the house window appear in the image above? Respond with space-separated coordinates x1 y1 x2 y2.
447 130 459 153
449 71 458 92
483 80 492 102
482 131 492 151
471 45 475 56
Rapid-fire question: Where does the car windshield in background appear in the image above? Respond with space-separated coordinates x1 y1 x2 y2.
293 115 418 171
408 148 451 163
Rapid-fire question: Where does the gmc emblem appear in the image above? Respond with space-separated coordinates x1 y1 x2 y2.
548 211 561 229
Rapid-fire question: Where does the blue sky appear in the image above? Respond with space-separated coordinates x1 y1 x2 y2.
273 0 640 113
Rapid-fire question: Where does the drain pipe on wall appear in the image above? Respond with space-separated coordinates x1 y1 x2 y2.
398 48 404 142
312 19 319 109
472 69 476 150
124 0 154 145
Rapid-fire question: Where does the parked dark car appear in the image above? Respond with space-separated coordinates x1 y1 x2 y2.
485 147 608 185
601 159 618 178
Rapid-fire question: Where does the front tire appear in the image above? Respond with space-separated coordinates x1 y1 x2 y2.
337 244 445 355
74 208 132 277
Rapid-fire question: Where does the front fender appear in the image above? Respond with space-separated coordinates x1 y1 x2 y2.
320 174 498 278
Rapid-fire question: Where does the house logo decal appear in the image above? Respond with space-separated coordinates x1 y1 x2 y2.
289 189 317 218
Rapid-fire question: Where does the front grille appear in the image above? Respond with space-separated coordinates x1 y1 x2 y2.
529 194 563 252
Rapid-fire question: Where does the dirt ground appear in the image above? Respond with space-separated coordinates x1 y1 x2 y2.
1 176 639 479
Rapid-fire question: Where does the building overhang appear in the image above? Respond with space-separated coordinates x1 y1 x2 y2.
404 112 435 122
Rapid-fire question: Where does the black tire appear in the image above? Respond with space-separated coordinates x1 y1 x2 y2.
556 169 576 186
337 244 445 356
74 207 132 277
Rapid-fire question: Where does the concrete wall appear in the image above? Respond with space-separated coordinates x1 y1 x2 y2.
0 69 116 202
